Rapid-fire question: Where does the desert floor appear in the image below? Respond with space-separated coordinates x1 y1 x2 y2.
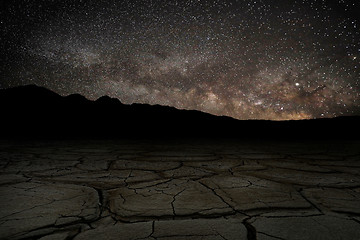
1 139 359 240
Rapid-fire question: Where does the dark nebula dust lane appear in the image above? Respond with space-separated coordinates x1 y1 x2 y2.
1 0 359 120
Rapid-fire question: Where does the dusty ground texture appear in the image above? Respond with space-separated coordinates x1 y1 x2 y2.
0 139 359 240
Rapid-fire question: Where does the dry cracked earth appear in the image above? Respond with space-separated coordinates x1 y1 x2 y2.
0 139 360 240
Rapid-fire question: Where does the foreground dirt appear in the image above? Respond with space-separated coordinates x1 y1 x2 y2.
0 139 359 240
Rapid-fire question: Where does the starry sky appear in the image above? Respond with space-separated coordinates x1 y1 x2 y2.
1 0 359 120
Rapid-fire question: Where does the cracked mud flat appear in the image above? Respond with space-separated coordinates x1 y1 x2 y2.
0 139 359 240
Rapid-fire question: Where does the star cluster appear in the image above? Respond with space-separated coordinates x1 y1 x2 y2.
1 0 359 120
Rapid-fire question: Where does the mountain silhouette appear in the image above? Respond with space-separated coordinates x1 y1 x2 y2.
0 84 359 140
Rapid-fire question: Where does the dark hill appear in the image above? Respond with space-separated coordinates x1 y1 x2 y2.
0 85 359 140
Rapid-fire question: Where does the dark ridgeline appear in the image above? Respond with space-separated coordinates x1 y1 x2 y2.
0 85 359 140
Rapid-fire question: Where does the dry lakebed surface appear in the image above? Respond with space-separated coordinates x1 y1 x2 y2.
0 139 359 240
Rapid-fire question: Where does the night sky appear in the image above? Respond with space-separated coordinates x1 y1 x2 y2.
1 0 359 120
